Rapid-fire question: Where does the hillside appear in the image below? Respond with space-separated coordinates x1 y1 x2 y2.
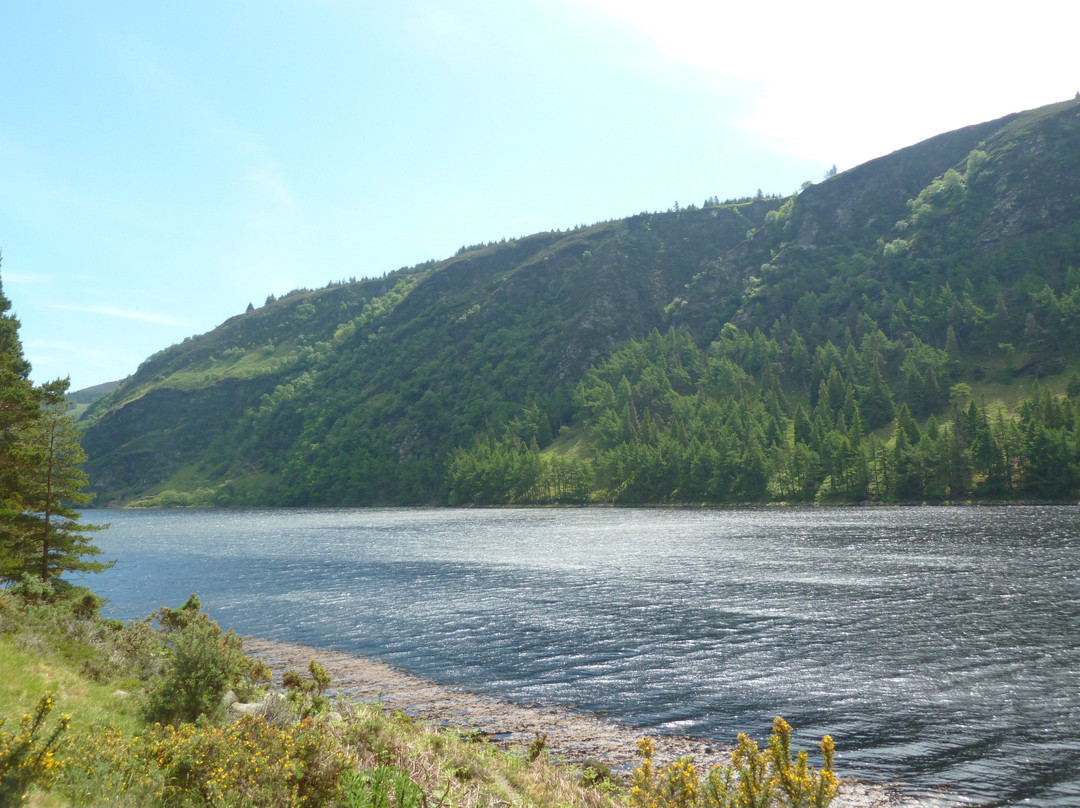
80 98 1080 506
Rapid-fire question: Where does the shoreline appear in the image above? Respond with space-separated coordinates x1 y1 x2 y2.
242 636 921 807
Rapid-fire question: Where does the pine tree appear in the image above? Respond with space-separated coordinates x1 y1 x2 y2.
12 398 111 582
0 263 109 584
0 266 44 580
0 267 38 510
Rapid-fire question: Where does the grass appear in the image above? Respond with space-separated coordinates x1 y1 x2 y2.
0 587 627 807
0 597 146 807
332 704 618 808
0 634 140 734
151 344 296 391
90 343 296 419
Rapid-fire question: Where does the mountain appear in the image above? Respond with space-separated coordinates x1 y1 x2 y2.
67 379 121 418
80 98 1080 506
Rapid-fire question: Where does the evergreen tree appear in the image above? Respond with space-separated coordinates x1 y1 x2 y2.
0 267 38 510
12 398 111 582
0 267 43 580
860 362 895 428
0 265 109 584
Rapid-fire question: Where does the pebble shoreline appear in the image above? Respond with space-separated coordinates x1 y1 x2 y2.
243 636 942 808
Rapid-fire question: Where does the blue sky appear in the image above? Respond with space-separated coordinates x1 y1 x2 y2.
2 1 1076 390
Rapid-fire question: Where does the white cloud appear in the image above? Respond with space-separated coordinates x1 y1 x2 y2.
51 303 185 326
577 0 1079 168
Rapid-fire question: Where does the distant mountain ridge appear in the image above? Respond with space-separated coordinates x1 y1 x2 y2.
80 98 1080 506
69 380 121 403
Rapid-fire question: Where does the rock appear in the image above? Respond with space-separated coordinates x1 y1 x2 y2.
229 700 266 715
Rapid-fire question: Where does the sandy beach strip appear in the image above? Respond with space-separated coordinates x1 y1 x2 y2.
243 636 924 807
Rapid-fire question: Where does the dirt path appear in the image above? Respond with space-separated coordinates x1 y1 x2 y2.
244 636 932 807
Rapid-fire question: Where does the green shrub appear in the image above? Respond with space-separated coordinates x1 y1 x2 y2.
142 594 269 724
340 765 426 808
59 722 162 806
64 714 351 808
154 715 349 807
526 730 547 762
9 573 56 604
580 758 618 791
282 659 332 719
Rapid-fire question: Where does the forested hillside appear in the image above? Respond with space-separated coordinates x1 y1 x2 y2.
80 98 1080 506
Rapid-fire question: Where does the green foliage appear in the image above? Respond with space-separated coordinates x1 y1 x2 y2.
0 691 70 803
0 584 856 808
907 167 967 227
142 595 269 725
129 487 218 508
282 659 333 719
3 399 111 583
580 758 619 791
59 712 352 808
340 765 425 808
526 730 547 762
446 432 594 505
445 321 1080 505
0 266 39 513
2 589 350 806
332 276 420 345
143 715 350 808
0 268 108 586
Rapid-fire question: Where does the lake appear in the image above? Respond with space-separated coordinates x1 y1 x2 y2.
81 506 1080 806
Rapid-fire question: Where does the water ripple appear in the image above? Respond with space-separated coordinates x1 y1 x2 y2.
83 505 1080 807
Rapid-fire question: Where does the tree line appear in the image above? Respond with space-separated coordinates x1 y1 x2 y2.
447 325 1080 505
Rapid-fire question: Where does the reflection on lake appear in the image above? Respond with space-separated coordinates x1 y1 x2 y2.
84 506 1080 806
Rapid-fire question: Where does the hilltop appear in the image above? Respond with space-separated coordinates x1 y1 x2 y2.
80 98 1080 506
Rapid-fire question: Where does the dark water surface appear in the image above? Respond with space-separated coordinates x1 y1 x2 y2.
83 506 1080 806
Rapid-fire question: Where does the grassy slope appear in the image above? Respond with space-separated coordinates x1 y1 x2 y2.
0 635 139 732
0 593 624 808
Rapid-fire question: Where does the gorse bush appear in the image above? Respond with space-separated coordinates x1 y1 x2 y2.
0 691 70 804
630 717 838 808
631 742 700 808
768 717 837 808
145 715 350 808
60 721 162 806
1 589 630 806
58 714 351 807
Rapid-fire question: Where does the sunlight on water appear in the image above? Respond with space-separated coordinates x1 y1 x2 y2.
84 506 1080 807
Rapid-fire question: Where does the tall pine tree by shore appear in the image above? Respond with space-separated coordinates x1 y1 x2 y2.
0 258 108 585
